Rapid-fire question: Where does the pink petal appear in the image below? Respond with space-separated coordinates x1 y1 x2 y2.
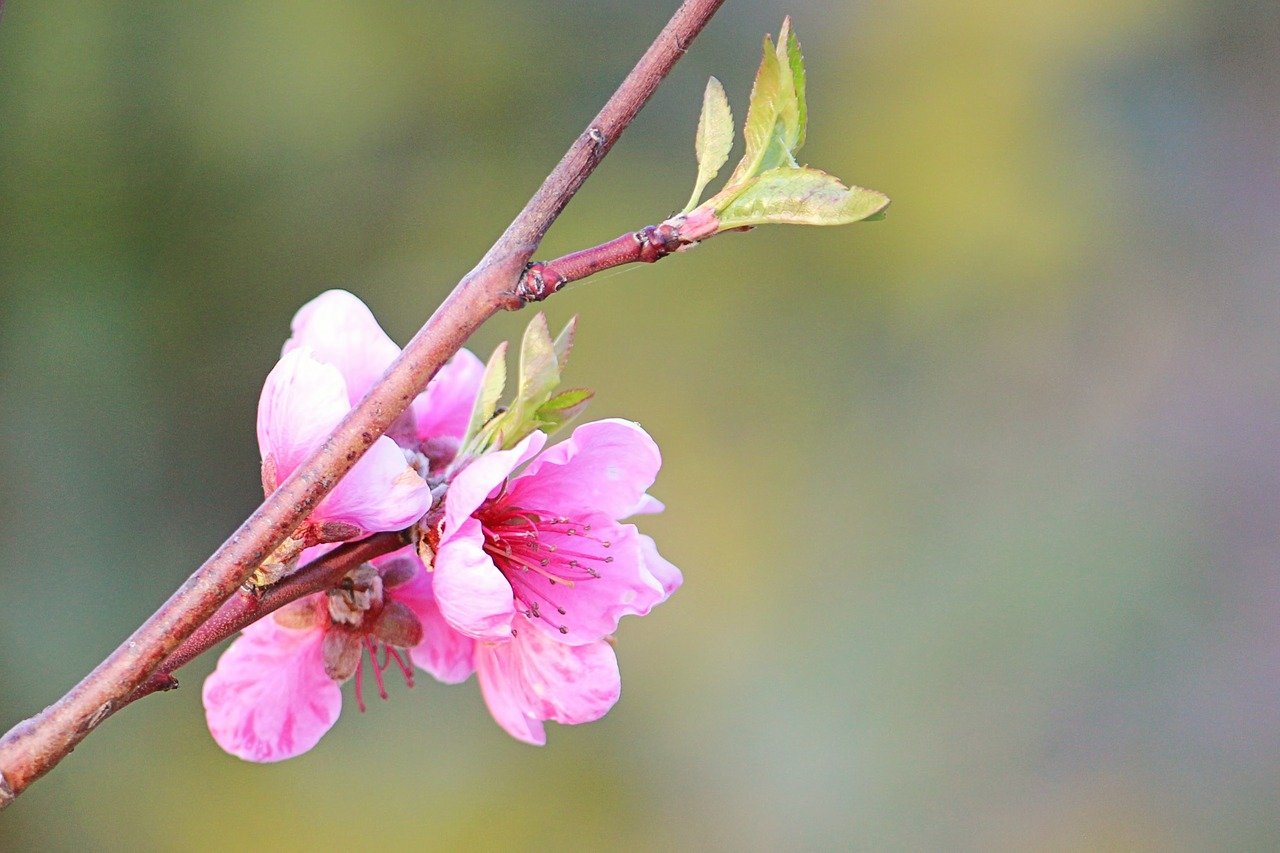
411 348 485 442
283 289 401 406
518 518 665 646
441 431 547 539
433 517 515 641
314 434 433 533
257 348 350 479
629 494 666 516
510 419 661 521
474 642 546 745
638 533 683 600
475 631 621 745
201 619 341 762
381 551 477 684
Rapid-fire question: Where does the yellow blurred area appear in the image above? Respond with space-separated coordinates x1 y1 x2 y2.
2 1 1278 848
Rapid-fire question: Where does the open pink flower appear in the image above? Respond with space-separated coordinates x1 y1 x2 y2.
432 418 681 645
283 289 484 472
254 289 484 582
399 550 647 745
258 348 434 541
203 548 440 762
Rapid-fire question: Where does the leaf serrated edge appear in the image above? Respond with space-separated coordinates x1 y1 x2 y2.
683 77 735 213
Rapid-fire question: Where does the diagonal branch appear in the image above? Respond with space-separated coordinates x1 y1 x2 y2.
122 209 736 705
0 0 724 808
127 530 413 706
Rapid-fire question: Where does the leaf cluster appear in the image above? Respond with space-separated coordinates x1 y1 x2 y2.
459 314 592 458
680 18 889 232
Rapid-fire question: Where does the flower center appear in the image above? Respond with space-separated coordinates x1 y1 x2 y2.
321 561 424 711
477 499 614 635
404 437 462 482
326 565 383 627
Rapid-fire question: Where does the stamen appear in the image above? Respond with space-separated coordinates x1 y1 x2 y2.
367 638 388 701
498 549 576 587
477 497 618 638
354 657 367 713
387 647 415 686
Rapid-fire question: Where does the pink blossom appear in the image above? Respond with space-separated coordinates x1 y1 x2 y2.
401 560 635 745
254 289 484 582
466 524 681 743
202 548 439 762
432 418 680 641
258 348 434 541
282 289 484 471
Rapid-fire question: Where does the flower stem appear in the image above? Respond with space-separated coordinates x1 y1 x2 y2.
0 0 724 808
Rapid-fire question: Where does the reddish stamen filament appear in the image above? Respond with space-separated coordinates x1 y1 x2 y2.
352 636 414 713
478 499 613 636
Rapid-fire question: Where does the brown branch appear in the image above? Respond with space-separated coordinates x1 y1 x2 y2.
125 530 411 707
123 213 728 705
517 222 690 302
0 0 724 809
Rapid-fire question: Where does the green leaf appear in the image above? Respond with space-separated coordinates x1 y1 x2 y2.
534 387 594 436
782 17 806 151
772 18 801 159
539 387 593 415
714 166 890 231
683 77 734 213
552 315 578 372
516 312 561 406
464 341 508 441
726 34 787 188
720 19 810 197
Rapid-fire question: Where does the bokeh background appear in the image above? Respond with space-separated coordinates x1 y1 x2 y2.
2 0 1278 848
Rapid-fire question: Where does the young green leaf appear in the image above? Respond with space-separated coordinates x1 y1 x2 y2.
534 387 594 435
713 166 890 231
516 312 561 407
464 341 508 442
683 76 735 213
719 17 810 199
782 17 806 151
552 315 578 372
772 18 801 160
725 34 788 189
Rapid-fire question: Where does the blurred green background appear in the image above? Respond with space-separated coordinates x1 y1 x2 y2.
2 0 1278 848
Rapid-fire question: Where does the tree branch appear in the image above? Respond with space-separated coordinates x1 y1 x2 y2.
0 0 724 809
517 222 690 302
125 530 412 706
119 209 734 706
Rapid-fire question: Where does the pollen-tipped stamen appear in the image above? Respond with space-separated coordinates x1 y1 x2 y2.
477 495 620 637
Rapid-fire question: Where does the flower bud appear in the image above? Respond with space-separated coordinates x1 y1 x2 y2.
370 601 424 649
322 630 362 682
